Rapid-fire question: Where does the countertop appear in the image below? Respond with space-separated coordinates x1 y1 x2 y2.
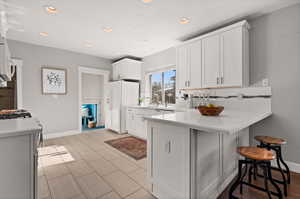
0 118 42 138
144 109 272 134
127 105 184 112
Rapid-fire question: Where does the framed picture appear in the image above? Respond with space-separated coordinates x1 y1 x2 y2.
41 66 67 95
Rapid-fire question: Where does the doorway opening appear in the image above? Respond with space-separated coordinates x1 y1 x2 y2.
78 67 109 132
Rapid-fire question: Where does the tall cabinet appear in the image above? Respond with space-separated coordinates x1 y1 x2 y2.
176 20 250 90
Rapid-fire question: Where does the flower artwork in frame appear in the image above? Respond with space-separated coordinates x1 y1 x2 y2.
42 67 67 94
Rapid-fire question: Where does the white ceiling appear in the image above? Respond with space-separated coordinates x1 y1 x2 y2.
4 0 300 59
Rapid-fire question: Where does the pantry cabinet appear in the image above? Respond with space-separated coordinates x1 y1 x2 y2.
176 20 249 90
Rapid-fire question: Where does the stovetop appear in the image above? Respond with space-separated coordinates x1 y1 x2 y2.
0 109 32 120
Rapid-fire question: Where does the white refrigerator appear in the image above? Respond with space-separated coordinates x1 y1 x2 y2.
105 80 139 134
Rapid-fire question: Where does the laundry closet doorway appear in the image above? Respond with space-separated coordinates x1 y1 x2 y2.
78 67 109 132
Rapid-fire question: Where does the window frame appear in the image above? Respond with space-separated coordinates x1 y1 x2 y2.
147 67 176 105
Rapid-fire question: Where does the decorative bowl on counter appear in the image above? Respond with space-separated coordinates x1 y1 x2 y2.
198 105 224 116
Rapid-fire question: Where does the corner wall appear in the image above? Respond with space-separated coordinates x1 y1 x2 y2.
249 4 300 163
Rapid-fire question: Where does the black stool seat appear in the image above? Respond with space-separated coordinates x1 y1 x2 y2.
229 146 283 199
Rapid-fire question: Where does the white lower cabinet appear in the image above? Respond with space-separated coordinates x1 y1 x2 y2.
147 120 249 199
147 122 191 199
0 131 40 199
127 108 174 140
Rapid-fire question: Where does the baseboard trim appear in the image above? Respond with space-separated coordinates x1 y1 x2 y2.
271 160 300 174
44 129 81 139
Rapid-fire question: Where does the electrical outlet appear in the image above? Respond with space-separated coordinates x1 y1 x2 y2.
262 78 269 87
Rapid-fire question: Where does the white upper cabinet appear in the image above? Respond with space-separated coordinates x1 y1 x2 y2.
112 58 142 81
202 34 221 88
176 45 189 90
189 40 202 89
176 20 249 89
220 27 248 87
176 39 202 89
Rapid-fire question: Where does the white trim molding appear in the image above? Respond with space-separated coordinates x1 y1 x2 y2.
271 160 300 174
286 161 300 174
12 58 23 109
78 66 110 133
43 129 81 139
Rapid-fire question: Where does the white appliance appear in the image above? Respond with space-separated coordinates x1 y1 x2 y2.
0 36 14 82
105 80 139 134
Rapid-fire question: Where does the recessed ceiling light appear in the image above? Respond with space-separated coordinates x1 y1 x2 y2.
179 17 190 24
44 5 58 14
142 0 153 3
103 27 113 33
39 32 48 37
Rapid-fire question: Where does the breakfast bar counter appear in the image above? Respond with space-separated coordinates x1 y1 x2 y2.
145 108 272 199
145 109 272 134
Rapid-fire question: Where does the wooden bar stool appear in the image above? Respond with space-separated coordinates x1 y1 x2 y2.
255 136 290 196
229 146 283 199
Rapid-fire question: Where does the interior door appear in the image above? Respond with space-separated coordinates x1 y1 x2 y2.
189 40 202 89
221 27 243 87
202 34 221 88
176 45 189 90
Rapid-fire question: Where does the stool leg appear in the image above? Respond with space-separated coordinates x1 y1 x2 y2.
262 163 272 199
277 146 291 184
275 148 288 196
240 163 248 194
267 161 283 199
253 160 258 180
229 160 243 199
248 165 253 184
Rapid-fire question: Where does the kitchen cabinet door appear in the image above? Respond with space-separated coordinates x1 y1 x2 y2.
202 34 221 88
176 45 189 90
126 109 133 132
220 27 243 87
189 40 202 89
150 122 190 199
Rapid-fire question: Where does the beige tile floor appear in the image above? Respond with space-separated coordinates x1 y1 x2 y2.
38 129 155 199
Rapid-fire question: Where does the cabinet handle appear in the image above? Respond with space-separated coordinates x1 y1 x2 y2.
221 77 224 84
217 77 220 85
185 81 187 87
188 81 190 87
165 141 171 154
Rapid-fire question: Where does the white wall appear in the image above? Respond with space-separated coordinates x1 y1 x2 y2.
249 4 300 163
8 40 111 135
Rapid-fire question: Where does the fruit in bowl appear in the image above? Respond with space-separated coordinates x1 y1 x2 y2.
198 104 224 116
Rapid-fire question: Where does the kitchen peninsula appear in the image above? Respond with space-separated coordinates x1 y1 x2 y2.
145 107 272 199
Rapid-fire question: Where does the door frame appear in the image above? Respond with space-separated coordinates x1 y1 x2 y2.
78 66 110 133
11 58 23 109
